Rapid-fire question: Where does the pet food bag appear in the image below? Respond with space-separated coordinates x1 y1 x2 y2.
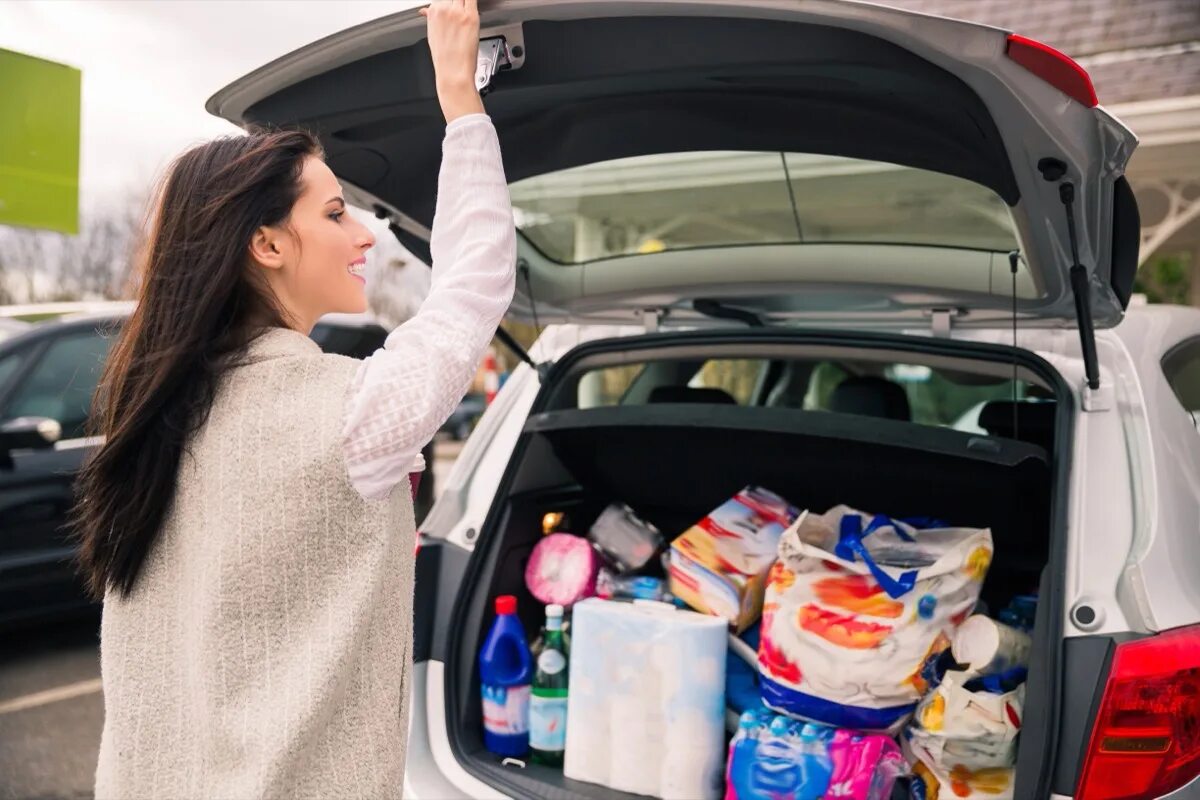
758 506 993 734
904 670 1025 800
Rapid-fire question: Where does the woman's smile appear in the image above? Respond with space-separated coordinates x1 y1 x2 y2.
348 256 367 284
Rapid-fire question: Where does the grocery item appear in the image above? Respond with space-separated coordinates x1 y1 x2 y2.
525 533 600 607
564 598 728 800
587 503 665 574
669 486 803 632
595 570 672 602
951 615 1031 676
479 595 533 758
826 729 907 799
725 709 833 800
724 708 904 800
996 593 1038 632
905 669 1025 800
531 604 570 767
725 624 763 717
759 506 993 733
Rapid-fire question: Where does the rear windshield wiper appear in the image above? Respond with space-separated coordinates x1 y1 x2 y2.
693 299 765 327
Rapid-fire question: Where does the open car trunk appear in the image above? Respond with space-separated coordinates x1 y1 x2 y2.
444 331 1071 800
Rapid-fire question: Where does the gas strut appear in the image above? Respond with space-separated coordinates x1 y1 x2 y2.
1039 157 1101 391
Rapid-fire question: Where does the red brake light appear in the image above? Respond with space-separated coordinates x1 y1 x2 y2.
1006 33 1099 108
1077 624 1200 800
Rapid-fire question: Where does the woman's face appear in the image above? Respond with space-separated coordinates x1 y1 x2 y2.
253 155 376 331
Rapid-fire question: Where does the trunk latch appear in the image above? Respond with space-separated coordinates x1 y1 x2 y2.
476 27 526 96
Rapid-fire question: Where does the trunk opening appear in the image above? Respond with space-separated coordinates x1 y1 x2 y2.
444 332 1072 800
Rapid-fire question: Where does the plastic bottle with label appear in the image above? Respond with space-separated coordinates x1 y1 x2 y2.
479 595 533 758
530 603 570 766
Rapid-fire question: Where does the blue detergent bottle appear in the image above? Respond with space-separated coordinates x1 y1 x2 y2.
479 594 534 757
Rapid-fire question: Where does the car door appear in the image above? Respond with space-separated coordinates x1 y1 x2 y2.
0 322 116 624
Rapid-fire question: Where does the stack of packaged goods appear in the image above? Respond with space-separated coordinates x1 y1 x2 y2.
477 486 1033 800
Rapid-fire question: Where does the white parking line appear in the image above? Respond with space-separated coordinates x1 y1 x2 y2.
0 678 103 715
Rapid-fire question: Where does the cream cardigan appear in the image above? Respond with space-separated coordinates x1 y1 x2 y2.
95 331 415 799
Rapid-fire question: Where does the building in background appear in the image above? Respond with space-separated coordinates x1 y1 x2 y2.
890 0 1200 304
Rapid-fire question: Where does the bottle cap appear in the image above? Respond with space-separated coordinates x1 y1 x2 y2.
495 595 517 616
546 603 564 618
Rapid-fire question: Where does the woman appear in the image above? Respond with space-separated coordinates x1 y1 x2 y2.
74 2 513 797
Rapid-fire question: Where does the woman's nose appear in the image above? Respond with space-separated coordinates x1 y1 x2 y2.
357 223 376 251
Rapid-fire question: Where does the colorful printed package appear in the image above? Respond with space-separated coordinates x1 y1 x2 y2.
724 707 904 800
668 487 802 632
758 506 993 733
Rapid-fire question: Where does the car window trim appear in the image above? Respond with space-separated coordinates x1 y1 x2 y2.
1160 334 1200 414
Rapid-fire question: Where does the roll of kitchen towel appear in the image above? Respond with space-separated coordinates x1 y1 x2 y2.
565 599 728 800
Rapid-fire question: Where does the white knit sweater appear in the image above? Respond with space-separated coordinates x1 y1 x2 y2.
94 116 514 799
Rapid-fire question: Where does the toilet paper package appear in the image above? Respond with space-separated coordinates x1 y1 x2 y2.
564 598 728 800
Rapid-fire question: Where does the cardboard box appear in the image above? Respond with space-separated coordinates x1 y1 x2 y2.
668 486 803 632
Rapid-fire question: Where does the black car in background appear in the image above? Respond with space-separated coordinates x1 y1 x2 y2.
0 309 433 629
439 392 487 441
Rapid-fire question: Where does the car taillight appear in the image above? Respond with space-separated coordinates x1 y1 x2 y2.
1005 33 1099 108
1077 624 1200 800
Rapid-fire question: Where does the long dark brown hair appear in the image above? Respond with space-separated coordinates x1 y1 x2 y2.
71 128 323 600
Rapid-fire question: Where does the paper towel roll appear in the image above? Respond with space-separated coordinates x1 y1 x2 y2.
951 615 1031 675
564 599 728 800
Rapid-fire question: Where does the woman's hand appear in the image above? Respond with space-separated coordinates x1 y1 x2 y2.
420 0 486 123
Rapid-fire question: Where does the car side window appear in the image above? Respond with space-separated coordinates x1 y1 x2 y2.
0 351 25 397
1162 337 1200 415
0 330 115 440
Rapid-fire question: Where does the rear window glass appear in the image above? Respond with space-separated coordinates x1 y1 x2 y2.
510 152 1018 264
570 357 1037 432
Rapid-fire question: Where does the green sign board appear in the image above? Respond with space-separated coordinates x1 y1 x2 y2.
0 48 81 234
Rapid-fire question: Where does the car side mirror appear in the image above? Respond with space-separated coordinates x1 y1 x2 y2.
0 416 62 453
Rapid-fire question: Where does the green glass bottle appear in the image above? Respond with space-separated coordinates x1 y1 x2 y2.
529 604 569 767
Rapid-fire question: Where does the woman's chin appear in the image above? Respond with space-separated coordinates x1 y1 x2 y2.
336 291 370 315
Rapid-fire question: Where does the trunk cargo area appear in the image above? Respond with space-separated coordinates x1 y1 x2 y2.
447 338 1062 800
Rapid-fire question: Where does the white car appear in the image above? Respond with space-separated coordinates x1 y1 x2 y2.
209 2 1200 798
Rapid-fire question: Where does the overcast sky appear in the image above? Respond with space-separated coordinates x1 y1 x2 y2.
2 0 424 204
2 0 433 307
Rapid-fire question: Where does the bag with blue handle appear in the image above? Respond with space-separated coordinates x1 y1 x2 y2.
757 505 994 735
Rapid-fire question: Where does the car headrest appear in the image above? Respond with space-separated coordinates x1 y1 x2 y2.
647 386 738 405
979 400 1056 451
829 376 911 421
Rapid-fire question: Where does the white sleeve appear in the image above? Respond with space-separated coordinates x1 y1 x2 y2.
341 113 516 500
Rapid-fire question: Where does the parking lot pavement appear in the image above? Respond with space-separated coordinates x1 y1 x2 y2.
0 439 462 800
0 615 104 800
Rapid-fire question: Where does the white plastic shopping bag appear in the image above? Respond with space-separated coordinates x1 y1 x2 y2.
757 505 993 734
904 670 1025 800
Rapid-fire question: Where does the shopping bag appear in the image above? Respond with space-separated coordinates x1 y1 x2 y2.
904 669 1025 800
758 505 993 734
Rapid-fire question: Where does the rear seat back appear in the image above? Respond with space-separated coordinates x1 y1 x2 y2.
829 376 912 421
979 400 1056 453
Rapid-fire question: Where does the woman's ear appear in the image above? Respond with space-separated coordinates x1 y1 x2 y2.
248 225 287 270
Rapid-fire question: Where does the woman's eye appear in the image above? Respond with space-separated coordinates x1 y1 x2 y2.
329 211 344 222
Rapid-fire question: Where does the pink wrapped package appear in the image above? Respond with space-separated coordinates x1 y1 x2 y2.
827 729 905 799
525 533 600 607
